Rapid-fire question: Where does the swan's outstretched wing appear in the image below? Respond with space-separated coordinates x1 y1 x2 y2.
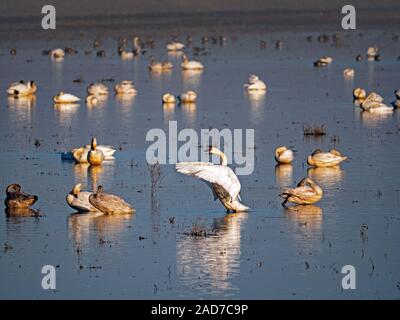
176 162 241 201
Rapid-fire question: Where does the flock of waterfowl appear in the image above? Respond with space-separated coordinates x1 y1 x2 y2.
3 36 399 216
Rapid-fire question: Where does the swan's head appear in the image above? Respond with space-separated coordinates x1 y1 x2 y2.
6 183 22 194
72 183 82 196
96 185 104 194
181 54 188 62
208 146 222 155
394 89 400 99
91 137 98 150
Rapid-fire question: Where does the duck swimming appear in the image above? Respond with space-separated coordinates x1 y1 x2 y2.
244 74 267 91
178 90 197 103
66 183 99 212
5 184 38 209
87 83 108 96
307 149 347 167
176 146 250 213
53 92 80 103
7 81 37 96
89 185 135 214
275 146 294 164
114 81 137 95
181 54 204 70
87 137 105 166
280 177 323 206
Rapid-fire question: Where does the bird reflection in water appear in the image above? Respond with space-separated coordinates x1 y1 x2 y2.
180 102 197 125
68 211 134 251
163 103 175 123
307 166 344 190
54 103 80 128
7 96 36 127
115 93 136 109
73 163 114 192
181 70 203 89
246 91 266 124
176 212 248 297
284 205 323 248
275 164 293 189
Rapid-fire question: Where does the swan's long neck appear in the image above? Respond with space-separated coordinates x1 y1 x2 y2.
212 148 228 166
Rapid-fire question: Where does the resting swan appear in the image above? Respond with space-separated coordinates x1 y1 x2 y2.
176 146 250 213
89 185 135 214
66 183 99 212
244 74 267 91
280 177 323 206
275 146 294 164
7 81 37 96
53 92 80 103
307 149 347 167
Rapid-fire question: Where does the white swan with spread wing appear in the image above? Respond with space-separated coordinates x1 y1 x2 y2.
176 146 250 213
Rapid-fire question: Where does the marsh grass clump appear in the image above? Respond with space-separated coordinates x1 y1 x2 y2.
303 124 327 136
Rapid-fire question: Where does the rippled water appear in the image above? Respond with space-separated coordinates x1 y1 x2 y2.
0 26 400 299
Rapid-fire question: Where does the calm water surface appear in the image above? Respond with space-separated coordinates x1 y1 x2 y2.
0 27 399 299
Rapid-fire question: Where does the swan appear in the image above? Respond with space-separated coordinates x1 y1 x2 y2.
360 92 394 113
5 184 38 209
66 183 99 212
314 56 333 67
367 46 378 60
181 54 204 70
53 92 80 103
133 37 141 56
7 81 37 96
148 57 173 72
89 185 135 214
176 146 250 213
307 149 347 167
244 74 267 91
87 137 105 166
162 93 176 104
178 90 197 103
87 83 108 96
114 81 137 95
51 48 65 59
280 177 323 206
275 146 294 164
343 68 355 77
70 144 116 163
167 41 185 51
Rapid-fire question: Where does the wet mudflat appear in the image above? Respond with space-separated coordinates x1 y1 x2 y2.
0 25 399 299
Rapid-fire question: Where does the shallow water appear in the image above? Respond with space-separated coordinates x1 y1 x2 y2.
0 26 400 299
